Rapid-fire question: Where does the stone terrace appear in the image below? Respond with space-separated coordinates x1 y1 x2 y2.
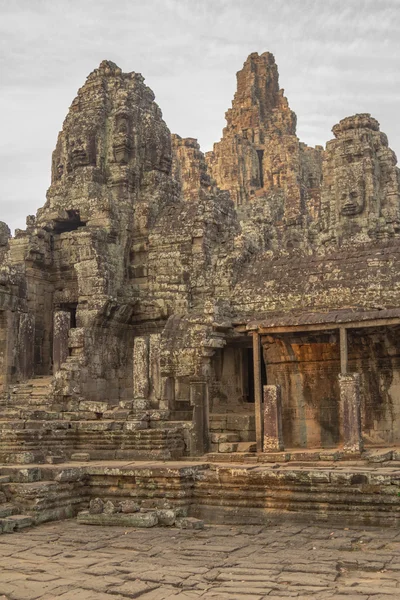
0 519 400 599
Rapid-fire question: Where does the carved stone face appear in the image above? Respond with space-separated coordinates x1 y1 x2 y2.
340 177 365 216
69 136 96 169
117 116 129 135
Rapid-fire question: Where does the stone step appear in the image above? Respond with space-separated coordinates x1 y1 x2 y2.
0 409 21 419
0 476 11 484
0 514 34 533
150 420 190 429
19 410 62 420
0 451 46 464
237 442 257 452
70 452 90 461
0 503 18 518
1 402 56 412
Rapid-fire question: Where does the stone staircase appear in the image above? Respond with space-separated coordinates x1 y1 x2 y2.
0 376 55 417
0 378 187 464
0 474 34 534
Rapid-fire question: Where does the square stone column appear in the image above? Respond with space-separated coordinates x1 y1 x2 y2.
189 381 210 456
16 313 35 381
53 311 71 374
252 332 263 452
160 376 175 411
339 373 363 453
263 384 284 452
133 336 150 410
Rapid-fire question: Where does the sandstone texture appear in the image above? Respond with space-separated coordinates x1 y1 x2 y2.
0 51 400 467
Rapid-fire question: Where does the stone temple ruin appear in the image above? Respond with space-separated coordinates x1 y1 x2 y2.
1 53 400 529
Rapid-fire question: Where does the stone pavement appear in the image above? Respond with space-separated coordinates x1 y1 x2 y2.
0 521 399 599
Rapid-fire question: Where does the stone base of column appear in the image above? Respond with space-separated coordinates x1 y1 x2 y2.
263 384 284 452
339 373 363 454
133 398 150 411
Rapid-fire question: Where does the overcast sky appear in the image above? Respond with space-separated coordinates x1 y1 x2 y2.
1 0 399 233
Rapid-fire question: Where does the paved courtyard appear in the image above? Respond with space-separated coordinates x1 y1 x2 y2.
0 520 399 599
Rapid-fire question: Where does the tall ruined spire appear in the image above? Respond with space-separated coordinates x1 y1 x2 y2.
206 52 322 233
225 52 296 136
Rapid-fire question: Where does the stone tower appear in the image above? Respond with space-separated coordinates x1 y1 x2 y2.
206 52 323 232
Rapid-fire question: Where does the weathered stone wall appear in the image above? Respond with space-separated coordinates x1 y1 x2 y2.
232 243 400 319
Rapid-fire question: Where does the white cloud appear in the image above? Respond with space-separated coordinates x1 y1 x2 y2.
0 0 399 232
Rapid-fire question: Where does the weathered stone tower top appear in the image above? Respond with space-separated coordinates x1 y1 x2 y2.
332 113 380 137
206 51 322 232
225 51 296 136
320 113 400 244
36 59 172 232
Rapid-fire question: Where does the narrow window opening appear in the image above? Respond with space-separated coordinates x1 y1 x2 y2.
256 149 264 188
53 210 87 233
70 307 77 329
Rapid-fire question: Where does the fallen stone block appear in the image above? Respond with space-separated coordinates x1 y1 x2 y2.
0 517 16 533
70 452 90 461
120 500 140 514
45 455 65 464
77 510 158 527
89 498 104 515
219 442 239 453
176 516 204 530
103 500 120 515
1 515 33 531
157 509 176 526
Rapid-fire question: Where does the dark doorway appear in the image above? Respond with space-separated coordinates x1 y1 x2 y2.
256 149 264 188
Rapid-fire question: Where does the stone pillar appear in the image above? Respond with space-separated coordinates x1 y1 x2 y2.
263 384 284 452
53 311 71 374
160 376 175 411
189 381 210 456
149 333 161 408
133 336 149 409
339 327 348 375
252 332 263 452
16 313 35 381
0 310 15 389
339 373 363 453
